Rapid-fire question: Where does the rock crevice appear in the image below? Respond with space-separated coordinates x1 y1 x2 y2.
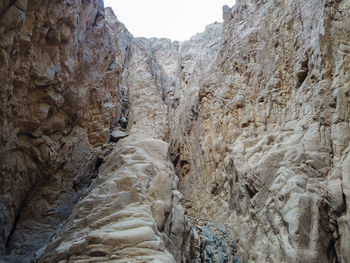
1 0 350 262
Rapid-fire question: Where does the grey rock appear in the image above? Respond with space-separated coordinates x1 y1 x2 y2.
110 129 128 142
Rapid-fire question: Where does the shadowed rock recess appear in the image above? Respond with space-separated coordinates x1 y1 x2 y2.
0 0 349 262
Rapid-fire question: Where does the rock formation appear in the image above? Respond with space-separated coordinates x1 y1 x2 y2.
0 0 122 261
1 0 350 262
170 1 350 262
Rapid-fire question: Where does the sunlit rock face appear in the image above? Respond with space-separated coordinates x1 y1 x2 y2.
1 0 350 262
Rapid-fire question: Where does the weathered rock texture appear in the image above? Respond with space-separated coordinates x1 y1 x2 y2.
36 18 190 261
169 0 350 262
1 0 350 262
0 1 124 261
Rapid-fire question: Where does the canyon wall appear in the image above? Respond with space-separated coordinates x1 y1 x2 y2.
1 0 350 262
36 13 189 261
170 0 350 262
0 0 124 261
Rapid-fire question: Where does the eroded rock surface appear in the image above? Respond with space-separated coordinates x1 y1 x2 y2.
170 1 350 262
0 1 123 261
37 20 193 261
1 0 350 262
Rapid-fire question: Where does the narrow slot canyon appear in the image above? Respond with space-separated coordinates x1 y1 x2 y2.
1 0 350 262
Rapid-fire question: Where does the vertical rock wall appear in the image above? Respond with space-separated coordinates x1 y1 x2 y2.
1 0 350 262
36 11 193 263
0 1 123 261
170 0 350 262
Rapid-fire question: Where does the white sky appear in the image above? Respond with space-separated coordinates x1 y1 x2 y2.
104 0 236 41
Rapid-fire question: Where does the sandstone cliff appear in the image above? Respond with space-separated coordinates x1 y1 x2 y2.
1 0 350 262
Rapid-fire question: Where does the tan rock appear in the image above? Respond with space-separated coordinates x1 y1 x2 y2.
0 0 122 261
1 0 350 262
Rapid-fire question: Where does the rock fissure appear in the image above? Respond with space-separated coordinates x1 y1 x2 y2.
1 0 350 262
